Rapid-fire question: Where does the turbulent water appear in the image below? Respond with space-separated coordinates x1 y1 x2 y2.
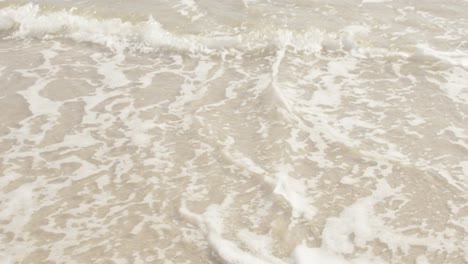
0 0 467 263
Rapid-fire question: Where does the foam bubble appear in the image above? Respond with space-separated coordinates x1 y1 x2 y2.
292 245 350 264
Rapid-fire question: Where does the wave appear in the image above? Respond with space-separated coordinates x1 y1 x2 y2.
1 3 467 69
0 4 369 54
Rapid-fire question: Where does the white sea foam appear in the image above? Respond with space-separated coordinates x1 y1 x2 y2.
1 1 467 263
1 4 466 70
410 44 468 68
0 4 369 55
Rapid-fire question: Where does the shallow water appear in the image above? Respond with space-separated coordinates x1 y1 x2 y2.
0 1 467 263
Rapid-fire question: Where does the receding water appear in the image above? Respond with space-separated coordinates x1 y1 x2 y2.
0 1 467 263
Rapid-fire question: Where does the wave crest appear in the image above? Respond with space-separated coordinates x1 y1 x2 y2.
0 4 368 54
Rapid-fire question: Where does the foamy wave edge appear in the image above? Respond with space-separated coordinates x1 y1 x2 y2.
1 3 467 69
0 4 370 54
